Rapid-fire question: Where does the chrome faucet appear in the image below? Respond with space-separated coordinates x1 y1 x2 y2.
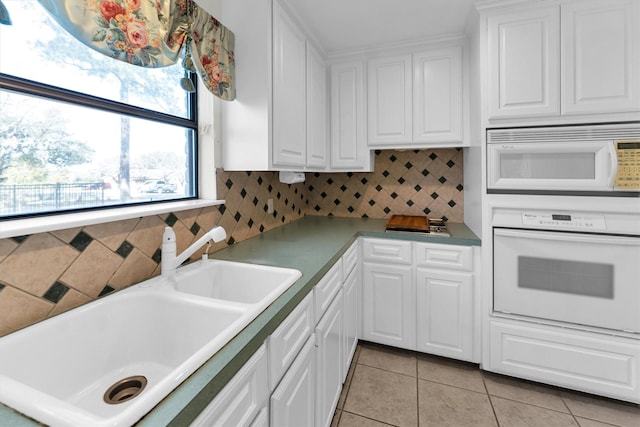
161 225 227 278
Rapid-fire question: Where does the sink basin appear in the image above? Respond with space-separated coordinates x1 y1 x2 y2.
173 259 302 306
0 260 301 427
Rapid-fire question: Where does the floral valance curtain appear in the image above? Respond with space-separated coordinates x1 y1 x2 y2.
36 0 235 100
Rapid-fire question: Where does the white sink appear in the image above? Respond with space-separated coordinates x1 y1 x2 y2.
173 259 302 306
0 260 301 427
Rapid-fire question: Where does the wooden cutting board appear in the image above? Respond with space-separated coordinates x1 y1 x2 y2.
386 215 429 232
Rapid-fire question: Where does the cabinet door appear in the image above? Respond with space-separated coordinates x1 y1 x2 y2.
272 0 306 167
306 42 328 168
416 269 474 362
330 61 373 171
316 291 343 427
488 6 560 119
362 262 415 350
561 0 640 115
268 292 314 391
367 55 413 146
191 344 268 427
413 47 463 144
342 264 359 381
270 335 316 427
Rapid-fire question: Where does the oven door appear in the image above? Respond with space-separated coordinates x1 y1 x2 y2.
487 141 616 192
493 228 640 333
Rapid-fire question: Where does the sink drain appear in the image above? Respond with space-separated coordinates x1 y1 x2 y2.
104 376 147 404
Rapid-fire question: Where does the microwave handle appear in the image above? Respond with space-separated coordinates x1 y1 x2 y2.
607 142 618 187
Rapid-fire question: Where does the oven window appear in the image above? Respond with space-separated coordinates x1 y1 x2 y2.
518 256 614 299
501 153 596 179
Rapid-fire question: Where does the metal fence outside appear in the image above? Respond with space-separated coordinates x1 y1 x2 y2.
0 182 113 216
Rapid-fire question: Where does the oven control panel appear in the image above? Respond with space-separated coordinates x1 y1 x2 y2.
522 212 607 230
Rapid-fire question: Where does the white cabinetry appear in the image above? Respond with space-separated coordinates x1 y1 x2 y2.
362 239 415 350
191 344 268 427
269 247 359 427
306 43 328 168
415 243 474 362
367 44 465 148
329 60 374 171
315 290 343 427
272 0 306 167
361 238 479 361
487 6 560 119
561 0 640 115
489 319 640 403
341 241 360 380
268 292 314 391
221 0 329 171
270 335 316 427
486 0 640 122
367 55 413 145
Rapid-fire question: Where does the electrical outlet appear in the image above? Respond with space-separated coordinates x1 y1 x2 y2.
267 198 274 214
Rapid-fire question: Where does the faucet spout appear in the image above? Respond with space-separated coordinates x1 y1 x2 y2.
161 225 227 278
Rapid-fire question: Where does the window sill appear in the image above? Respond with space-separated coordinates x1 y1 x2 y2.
0 199 225 239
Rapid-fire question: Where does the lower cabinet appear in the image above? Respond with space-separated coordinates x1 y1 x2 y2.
270 334 316 427
190 344 268 427
361 238 478 361
362 262 415 350
489 319 640 403
416 268 473 361
270 241 359 427
196 238 479 426
316 290 343 427
250 408 269 427
342 263 359 380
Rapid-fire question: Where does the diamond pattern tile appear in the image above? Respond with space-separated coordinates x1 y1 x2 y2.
0 148 464 337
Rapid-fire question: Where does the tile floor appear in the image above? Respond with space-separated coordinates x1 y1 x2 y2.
332 342 640 427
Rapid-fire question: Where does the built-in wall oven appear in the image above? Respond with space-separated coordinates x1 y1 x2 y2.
492 209 640 333
487 123 640 195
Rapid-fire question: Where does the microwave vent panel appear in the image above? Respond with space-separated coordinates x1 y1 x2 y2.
487 124 640 144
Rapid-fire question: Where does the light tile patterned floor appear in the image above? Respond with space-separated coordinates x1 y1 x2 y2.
332 342 640 427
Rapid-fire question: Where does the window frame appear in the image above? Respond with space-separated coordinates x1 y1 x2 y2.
0 67 222 239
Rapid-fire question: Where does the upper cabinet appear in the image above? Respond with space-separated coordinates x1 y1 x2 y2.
330 60 374 171
367 54 413 145
271 0 307 167
221 0 329 171
561 0 640 116
367 43 466 148
487 6 560 119
485 0 640 123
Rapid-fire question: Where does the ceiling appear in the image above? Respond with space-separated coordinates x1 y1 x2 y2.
282 0 477 54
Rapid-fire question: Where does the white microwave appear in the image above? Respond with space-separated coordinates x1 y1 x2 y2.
487 123 640 195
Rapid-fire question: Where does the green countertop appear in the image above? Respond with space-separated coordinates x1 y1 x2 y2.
0 215 480 426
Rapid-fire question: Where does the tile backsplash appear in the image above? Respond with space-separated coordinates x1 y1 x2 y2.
0 149 463 336
307 149 464 222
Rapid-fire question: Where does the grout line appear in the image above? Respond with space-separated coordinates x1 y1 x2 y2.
340 410 399 427
416 354 420 426
480 371 501 426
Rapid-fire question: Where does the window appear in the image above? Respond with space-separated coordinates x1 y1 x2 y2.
0 0 199 220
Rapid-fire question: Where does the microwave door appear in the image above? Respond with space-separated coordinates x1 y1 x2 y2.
487 142 615 192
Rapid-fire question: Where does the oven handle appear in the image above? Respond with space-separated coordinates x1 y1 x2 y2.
494 228 639 246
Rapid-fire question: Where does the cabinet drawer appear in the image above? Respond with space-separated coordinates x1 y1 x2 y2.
490 320 640 403
268 292 314 391
314 261 342 324
191 344 268 427
361 238 412 264
342 241 359 280
415 243 472 271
